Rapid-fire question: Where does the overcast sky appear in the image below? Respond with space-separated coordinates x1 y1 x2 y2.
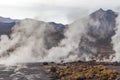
0 0 120 24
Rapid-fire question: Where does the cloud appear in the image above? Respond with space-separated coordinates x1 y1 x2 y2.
0 0 119 23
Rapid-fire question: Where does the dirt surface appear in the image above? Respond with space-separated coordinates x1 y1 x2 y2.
0 61 119 80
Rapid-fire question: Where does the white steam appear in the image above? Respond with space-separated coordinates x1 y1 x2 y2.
0 16 94 65
0 19 58 65
44 17 89 62
0 15 110 65
112 13 120 61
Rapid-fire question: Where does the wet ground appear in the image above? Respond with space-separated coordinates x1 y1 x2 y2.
0 63 52 80
0 61 119 80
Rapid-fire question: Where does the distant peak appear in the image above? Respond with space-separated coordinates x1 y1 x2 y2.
0 16 14 23
90 9 117 21
90 8 117 17
95 8 105 14
98 8 104 12
90 8 105 16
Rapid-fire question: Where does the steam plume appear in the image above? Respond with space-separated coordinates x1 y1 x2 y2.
0 19 63 65
111 13 120 61
0 13 114 65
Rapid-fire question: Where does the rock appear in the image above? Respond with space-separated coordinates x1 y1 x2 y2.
50 67 57 73
43 62 48 65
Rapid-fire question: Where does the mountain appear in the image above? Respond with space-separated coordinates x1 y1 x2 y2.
0 16 15 23
89 8 117 39
48 22 66 30
0 17 15 36
78 9 117 60
0 17 67 38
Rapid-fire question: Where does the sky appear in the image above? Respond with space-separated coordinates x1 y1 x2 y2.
0 0 120 24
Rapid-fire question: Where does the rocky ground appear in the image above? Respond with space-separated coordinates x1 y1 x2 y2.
0 61 119 80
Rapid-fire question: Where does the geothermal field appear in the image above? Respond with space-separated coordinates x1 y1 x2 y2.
0 8 119 80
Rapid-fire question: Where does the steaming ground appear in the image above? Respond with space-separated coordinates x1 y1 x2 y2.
0 17 94 65
0 19 65 65
0 9 119 65
0 17 89 65
0 18 113 65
